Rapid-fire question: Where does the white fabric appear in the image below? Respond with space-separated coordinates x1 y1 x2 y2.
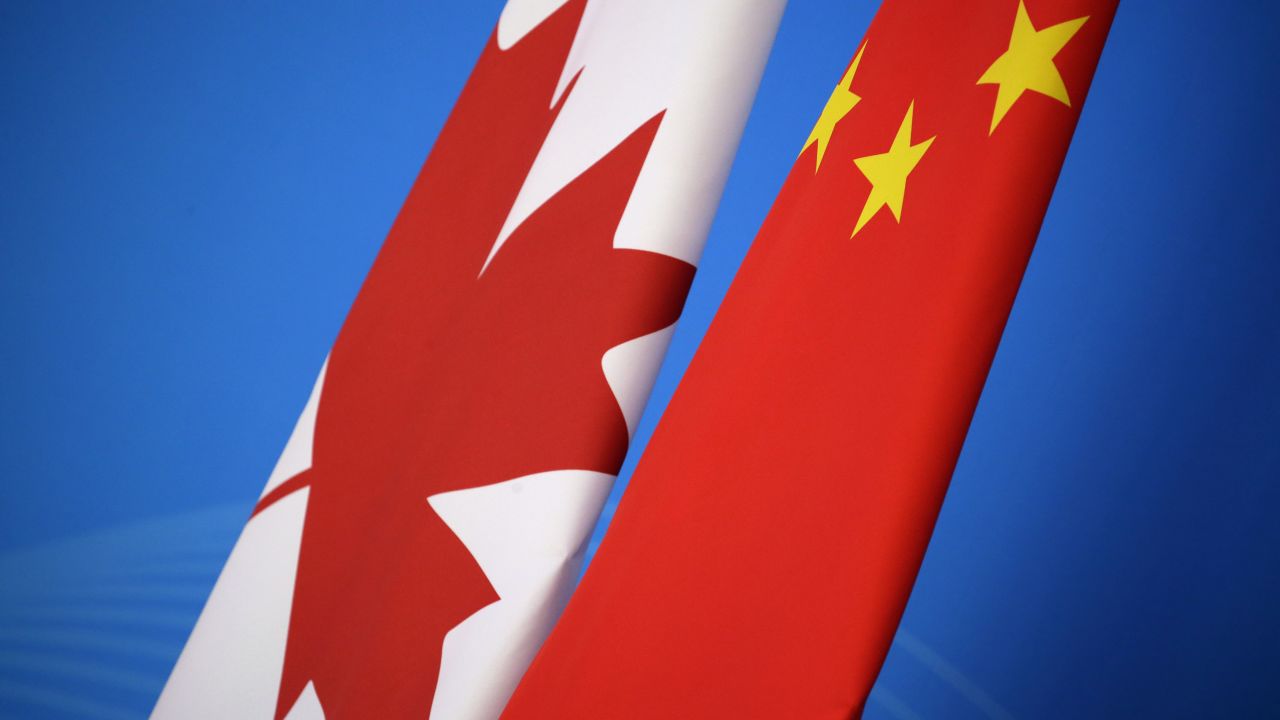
602 323 676 436
483 0 788 270
427 470 614 720
152 490 309 719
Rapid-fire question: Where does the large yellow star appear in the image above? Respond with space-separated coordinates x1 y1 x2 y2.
801 44 865 171
978 1 1089 134
851 102 935 237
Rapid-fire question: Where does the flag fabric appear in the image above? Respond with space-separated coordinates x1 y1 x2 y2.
152 1 784 718
501 1 1118 718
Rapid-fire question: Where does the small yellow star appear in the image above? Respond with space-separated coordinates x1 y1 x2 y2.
978 1 1089 134
851 102 935 238
801 44 865 171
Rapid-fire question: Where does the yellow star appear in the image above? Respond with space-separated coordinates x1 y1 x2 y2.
851 102 935 238
978 1 1089 134
801 44 865 171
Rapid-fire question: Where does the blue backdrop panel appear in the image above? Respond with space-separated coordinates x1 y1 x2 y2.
0 2 1276 718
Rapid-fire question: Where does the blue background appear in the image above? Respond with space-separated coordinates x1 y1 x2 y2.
1 1 1277 718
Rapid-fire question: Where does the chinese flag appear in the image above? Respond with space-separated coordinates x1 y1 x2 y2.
502 1 1118 718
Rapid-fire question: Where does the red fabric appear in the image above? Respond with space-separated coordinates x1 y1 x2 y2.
249 2 693 717
502 1 1116 717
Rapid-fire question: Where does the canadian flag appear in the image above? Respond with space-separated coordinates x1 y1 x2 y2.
152 1 784 718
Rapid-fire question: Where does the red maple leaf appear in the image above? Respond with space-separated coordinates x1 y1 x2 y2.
250 3 694 717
